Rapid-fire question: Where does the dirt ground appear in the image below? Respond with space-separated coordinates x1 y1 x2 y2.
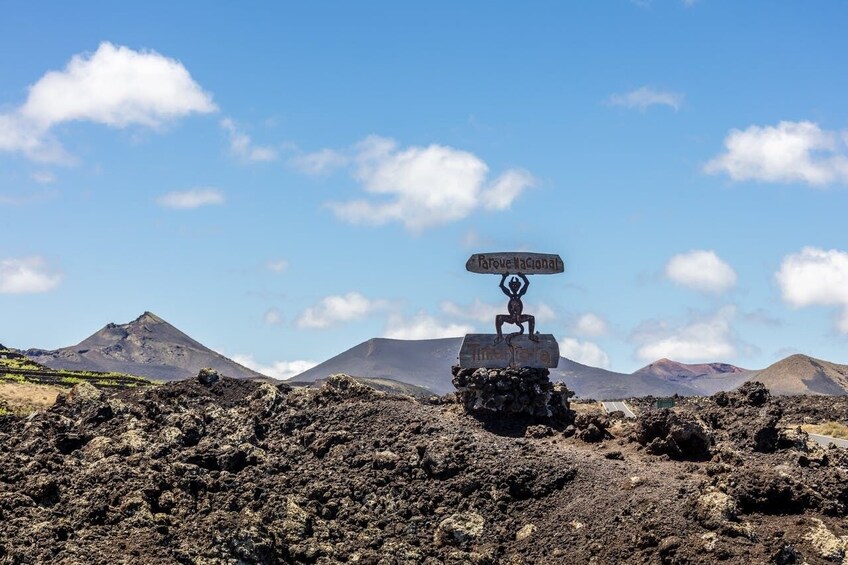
1 375 847 564
0 382 62 416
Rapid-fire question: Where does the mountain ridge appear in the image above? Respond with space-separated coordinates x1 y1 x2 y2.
25 312 268 382
292 337 848 399
750 353 848 396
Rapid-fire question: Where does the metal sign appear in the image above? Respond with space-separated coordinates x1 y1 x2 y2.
459 251 564 369
465 252 564 275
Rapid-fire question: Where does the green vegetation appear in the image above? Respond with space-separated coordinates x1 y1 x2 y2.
0 345 154 390
59 376 84 386
2 373 26 384
0 407 8 416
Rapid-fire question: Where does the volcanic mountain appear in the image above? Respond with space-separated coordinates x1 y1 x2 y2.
293 337 461 394
632 358 753 396
25 312 268 382
292 337 704 399
749 354 848 396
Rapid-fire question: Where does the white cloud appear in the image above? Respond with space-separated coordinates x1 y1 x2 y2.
776 247 848 333
573 313 608 337
481 169 536 210
0 256 62 294
384 312 474 340
633 306 737 362
296 292 385 329
0 114 71 163
460 229 491 250
232 354 317 381
220 118 277 162
441 299 556 326
664 250 737 293
0 42 216 162
156 188 224 209
289 148 349 175
608 86 683 111
302 135 533 231
559 337 610 368
705 121 848 186
263 308 283 325
266 259 289 273
30 171 55 184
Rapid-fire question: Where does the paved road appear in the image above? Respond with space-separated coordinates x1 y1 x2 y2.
601 401 636 419
808 433 848 449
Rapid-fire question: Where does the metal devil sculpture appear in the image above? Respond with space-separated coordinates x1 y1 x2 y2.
459 252 564 370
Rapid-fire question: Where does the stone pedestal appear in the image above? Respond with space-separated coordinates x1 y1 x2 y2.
451 366 573 420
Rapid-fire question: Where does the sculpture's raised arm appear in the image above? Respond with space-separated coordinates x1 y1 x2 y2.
517 273 529 297
499 273 511 297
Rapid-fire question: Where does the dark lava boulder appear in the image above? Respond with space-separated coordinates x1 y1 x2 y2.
704 382 783 453
635 409 712 460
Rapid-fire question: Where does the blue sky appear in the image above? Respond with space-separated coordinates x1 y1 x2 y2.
2 1 848 378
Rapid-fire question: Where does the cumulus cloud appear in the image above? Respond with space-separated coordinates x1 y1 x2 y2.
289 148 349 175
156 188 224 209
232 354 317 381
220 118 277 162
0 42 216 162
559 338 610 368
608 86 683 111
296 292 386 329
384 312 474 340
0 256 63 294
30 171 55 184
266 259 289 273
705 121 848 186
573 313 608 337
295 135 533 231
440 299 555 326
633 306 737 362
263 308 283 326
664 250 737 293
776 247 848 333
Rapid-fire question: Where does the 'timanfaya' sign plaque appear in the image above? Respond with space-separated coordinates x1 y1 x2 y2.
465 252 564 275
459 334 560 369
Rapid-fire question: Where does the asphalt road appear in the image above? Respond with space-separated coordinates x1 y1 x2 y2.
808 433 848 449
601 401 636 419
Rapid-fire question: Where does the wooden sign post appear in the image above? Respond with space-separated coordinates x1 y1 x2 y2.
459 251 564 369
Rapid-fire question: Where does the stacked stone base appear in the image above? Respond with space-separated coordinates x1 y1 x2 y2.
451 366 573 420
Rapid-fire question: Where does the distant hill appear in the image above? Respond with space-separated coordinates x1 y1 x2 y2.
294 338 461 394
749 354 848 396
291 337 704 399
633 358 753 396
25 312 268 382
554 357 701 400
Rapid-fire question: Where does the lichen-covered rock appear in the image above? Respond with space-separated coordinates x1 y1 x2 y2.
197 367 221 386
804 518 847 562
63 381 103 406
695 488 738 529
434 512 485 547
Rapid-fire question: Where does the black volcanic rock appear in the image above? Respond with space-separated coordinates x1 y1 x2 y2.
4 373 848 562
25 312 268 382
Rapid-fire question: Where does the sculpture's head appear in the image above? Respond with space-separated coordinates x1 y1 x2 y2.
509 276 521 293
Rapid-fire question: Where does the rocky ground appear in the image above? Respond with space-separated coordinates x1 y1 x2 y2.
1 372 848 564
